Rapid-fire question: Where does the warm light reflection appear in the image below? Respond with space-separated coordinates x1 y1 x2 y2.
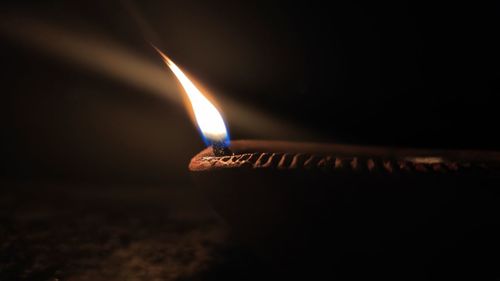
154 47 229 145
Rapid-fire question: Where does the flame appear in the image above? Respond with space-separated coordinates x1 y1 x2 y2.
154 47 229 145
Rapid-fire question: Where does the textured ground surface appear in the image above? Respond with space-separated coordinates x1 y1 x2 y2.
4 176 499 281
0 181 266 281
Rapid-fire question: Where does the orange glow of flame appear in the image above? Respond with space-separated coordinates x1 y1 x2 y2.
154 47 229 144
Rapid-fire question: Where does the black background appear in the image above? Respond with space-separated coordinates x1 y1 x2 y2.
1 1 500 280
1 0 498 184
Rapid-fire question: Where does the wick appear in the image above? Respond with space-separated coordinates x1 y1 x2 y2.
212 141 233 157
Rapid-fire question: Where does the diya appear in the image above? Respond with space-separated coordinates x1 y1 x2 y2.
156 49 500 278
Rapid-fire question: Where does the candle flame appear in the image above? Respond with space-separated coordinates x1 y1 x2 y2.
154 47 229 146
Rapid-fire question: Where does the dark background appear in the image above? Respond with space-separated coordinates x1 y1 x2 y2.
0 1 499 280
1 0 498 186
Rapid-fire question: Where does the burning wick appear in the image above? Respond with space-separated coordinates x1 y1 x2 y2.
154 46 233 156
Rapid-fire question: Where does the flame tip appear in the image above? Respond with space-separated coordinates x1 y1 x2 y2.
151 45 173 65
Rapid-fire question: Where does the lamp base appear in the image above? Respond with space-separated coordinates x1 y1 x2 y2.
190 140 500 278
